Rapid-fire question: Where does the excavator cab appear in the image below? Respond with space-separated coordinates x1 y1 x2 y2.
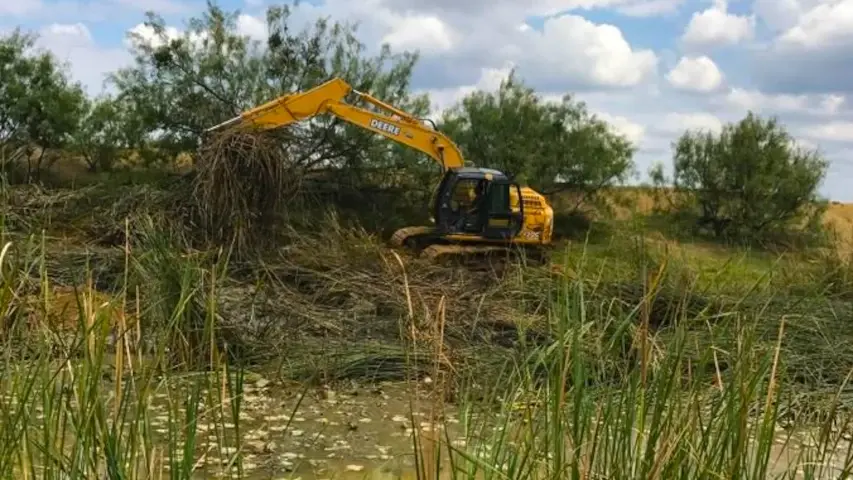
434 168 524 241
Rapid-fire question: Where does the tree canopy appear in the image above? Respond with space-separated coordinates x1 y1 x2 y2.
108 3 431 183
0 3 641 197
0 29 87 180
438 72 636 201
652 112 829 244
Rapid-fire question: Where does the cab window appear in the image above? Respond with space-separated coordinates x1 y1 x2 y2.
450 178 481 211
486 182 510 213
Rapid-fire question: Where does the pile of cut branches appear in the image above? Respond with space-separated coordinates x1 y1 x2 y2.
192 127 304 257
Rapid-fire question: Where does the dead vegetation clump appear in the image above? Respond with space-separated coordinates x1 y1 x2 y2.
3 127 312 257
184 213 556 380
192 127 305 256
229 213 545 344
1 181 188 247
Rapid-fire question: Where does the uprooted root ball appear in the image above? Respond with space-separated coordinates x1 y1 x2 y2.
193 127 303 255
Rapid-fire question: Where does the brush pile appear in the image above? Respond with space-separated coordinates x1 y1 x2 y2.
221 213 548 345
192 126 304 256
202 214 556 379
1 182 186 246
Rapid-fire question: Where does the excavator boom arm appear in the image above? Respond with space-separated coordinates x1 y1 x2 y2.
207 78 465 171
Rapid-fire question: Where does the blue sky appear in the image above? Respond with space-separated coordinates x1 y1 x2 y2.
3 0 853 201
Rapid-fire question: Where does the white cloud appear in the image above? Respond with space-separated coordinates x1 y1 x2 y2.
237 13 267 41
7 0 853 200
380 0 684 18
234 5 455 56
419 62 516 118
543 0 685 16
381 15 454 54
2 0 42 16
681 0 755 48
43 22 92 41
125 22 212 51
419 63 645 148
753 0 812 32
723 88 809 113
595 112 646 144
660 112 723 134
476 63 517 91
36 22 131 95
125 23 182 49
420 64 647 147
521 14 658 88
791 137 819 152
748 0 853 95
0 0 196 22
822 94 846 114
802 121 853 143
775 0 853 50
240 0 657 90
718 88 847 116
666 55 723 92
615 0 685 16
113 0 191 14
280 0 662 90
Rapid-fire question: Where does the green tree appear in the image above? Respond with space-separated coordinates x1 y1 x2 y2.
109 1 430 183
662 112 828 242
0 29 87 181
69 95 145 172
438 71 636 209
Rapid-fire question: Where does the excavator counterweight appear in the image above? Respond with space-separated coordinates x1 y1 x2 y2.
206 77 555 266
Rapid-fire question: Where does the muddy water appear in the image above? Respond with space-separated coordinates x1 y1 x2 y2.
764 427 853 479
137 377 853 480
16 362 845 479
146 379 467 479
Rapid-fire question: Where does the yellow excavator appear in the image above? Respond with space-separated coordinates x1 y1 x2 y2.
206 77 555 264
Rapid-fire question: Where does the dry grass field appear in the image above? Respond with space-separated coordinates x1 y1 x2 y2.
564 185 853 250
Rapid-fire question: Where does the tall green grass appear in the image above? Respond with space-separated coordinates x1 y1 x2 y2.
409 250 853 480
1 214 852 479
0 222 257 479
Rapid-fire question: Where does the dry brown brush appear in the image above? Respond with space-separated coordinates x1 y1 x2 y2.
223 219 515 340
192 127 306 256
189 213 560 383
1 181 190 247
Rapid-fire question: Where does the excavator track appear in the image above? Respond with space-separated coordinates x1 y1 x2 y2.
390 226 548 269
422 244 513 268
423 244 548 268
389 226 437 249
